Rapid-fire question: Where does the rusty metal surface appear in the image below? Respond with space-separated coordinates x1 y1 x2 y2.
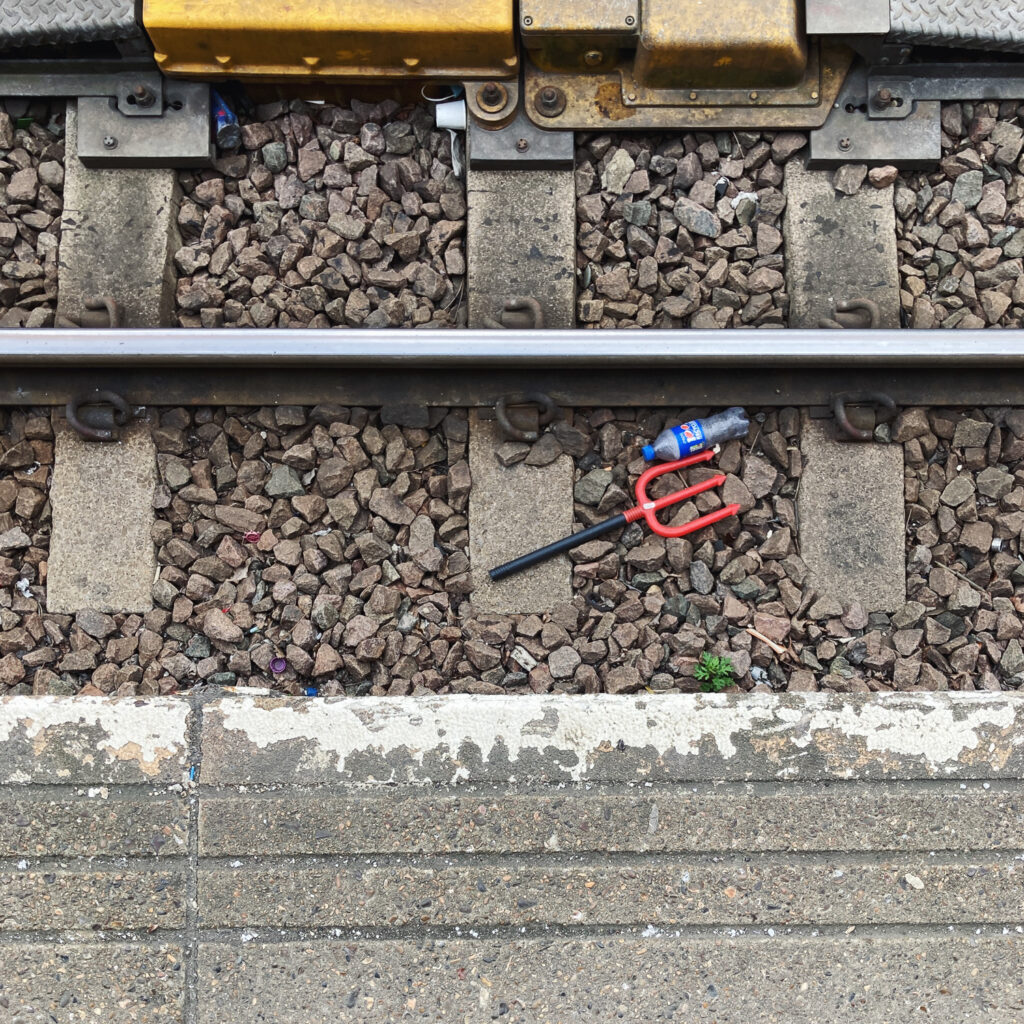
524 43 852 129
635 0 805 90
521 0 638 73
142 0 518 80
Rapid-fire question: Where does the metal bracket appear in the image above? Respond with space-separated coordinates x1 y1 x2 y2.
467 104 574 170
866 63 1024 119
0 59 213 167
809 64 940 168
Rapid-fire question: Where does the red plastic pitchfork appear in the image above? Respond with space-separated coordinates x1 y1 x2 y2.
490 449 740 581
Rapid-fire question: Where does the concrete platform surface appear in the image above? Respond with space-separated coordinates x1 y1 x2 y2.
2 692 1023 1022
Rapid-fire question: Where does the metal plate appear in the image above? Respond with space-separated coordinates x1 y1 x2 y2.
806 0 890 35
143 0 517 80
867 63 1024 119
809 65 940 167
889 0 1024 53
77 81 213 167
0 61 163 116
620 45 822 108
635 0 805 91
0 0 138 48
523 42 852 129
468 107 574 169
520 0 637 36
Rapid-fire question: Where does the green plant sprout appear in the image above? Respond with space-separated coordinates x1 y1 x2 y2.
695 653 735 692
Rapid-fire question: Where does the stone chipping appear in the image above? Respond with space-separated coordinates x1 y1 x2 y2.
575 130 805 329
0 103 64 328
3 403 1024 697
174 99 466 329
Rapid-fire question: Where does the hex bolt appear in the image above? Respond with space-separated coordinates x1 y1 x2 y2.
103 135 118 149
481 82 501 105
540 87 558 109
875 87 895 109
584 49 603 66
132 83 155 107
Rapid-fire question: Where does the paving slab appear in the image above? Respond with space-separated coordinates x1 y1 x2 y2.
197 935 1024 1022
198 781 1024 856
467 167 576 329
0 792 188 857
2 944 184 1022
799 418 906 612
57 103 181 328
783 157 900 328
199 853 1017 929
47 421 158 614
468 412 573 614
1 867 186 931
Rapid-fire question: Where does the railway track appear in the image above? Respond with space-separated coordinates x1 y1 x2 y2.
4 4 1024 1021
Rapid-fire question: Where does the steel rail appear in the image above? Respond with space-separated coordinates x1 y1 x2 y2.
1 329 1023 407
1 328 1024 365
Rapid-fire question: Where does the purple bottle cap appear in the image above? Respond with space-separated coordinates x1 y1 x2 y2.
269 657 287 674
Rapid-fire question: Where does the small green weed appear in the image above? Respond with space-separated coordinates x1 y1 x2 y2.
695 653 735 693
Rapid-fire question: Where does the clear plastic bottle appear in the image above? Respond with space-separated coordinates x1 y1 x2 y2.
642 407 750 461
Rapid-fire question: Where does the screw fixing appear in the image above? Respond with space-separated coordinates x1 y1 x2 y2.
516 138 529 152
584 50 603 66
103 135 118 149
838 137 851 151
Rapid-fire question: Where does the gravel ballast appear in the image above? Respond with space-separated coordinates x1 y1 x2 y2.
174 100 466 329
2 404 1024 697
0 103 64 328
894 100 1024 328
574 130 804 329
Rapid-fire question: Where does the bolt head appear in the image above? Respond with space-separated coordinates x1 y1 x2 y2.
516 138 529 152
103 135 118 149
838 137 851 151
584 49 603 66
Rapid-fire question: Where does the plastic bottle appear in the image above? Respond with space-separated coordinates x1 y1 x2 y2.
641 407 750 461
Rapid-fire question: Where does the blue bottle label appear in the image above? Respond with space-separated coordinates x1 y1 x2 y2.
671 419 706 455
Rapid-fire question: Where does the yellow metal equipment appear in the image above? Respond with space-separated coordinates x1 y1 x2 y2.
143 0 518 80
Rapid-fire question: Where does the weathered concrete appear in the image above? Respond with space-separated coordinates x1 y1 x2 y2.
799 418 906 612
784 158 901 328
3 944 185 1022
4 692 1024 1021
200 854 1019 928
198 935 1024 1022
0 793 188 857
198 782 1024 856
468 412 573 614
198 692 1024 786
467 167 576 329
47 421 158 614
57 103 181 328
1 867 186 930
0 695 189 784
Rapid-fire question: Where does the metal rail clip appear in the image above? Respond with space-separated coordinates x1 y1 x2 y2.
829 391 898 442
482 295 545 330
66 390 133 442
493 391 560 442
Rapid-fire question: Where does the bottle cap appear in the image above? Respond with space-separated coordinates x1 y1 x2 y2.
641 444 655 461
